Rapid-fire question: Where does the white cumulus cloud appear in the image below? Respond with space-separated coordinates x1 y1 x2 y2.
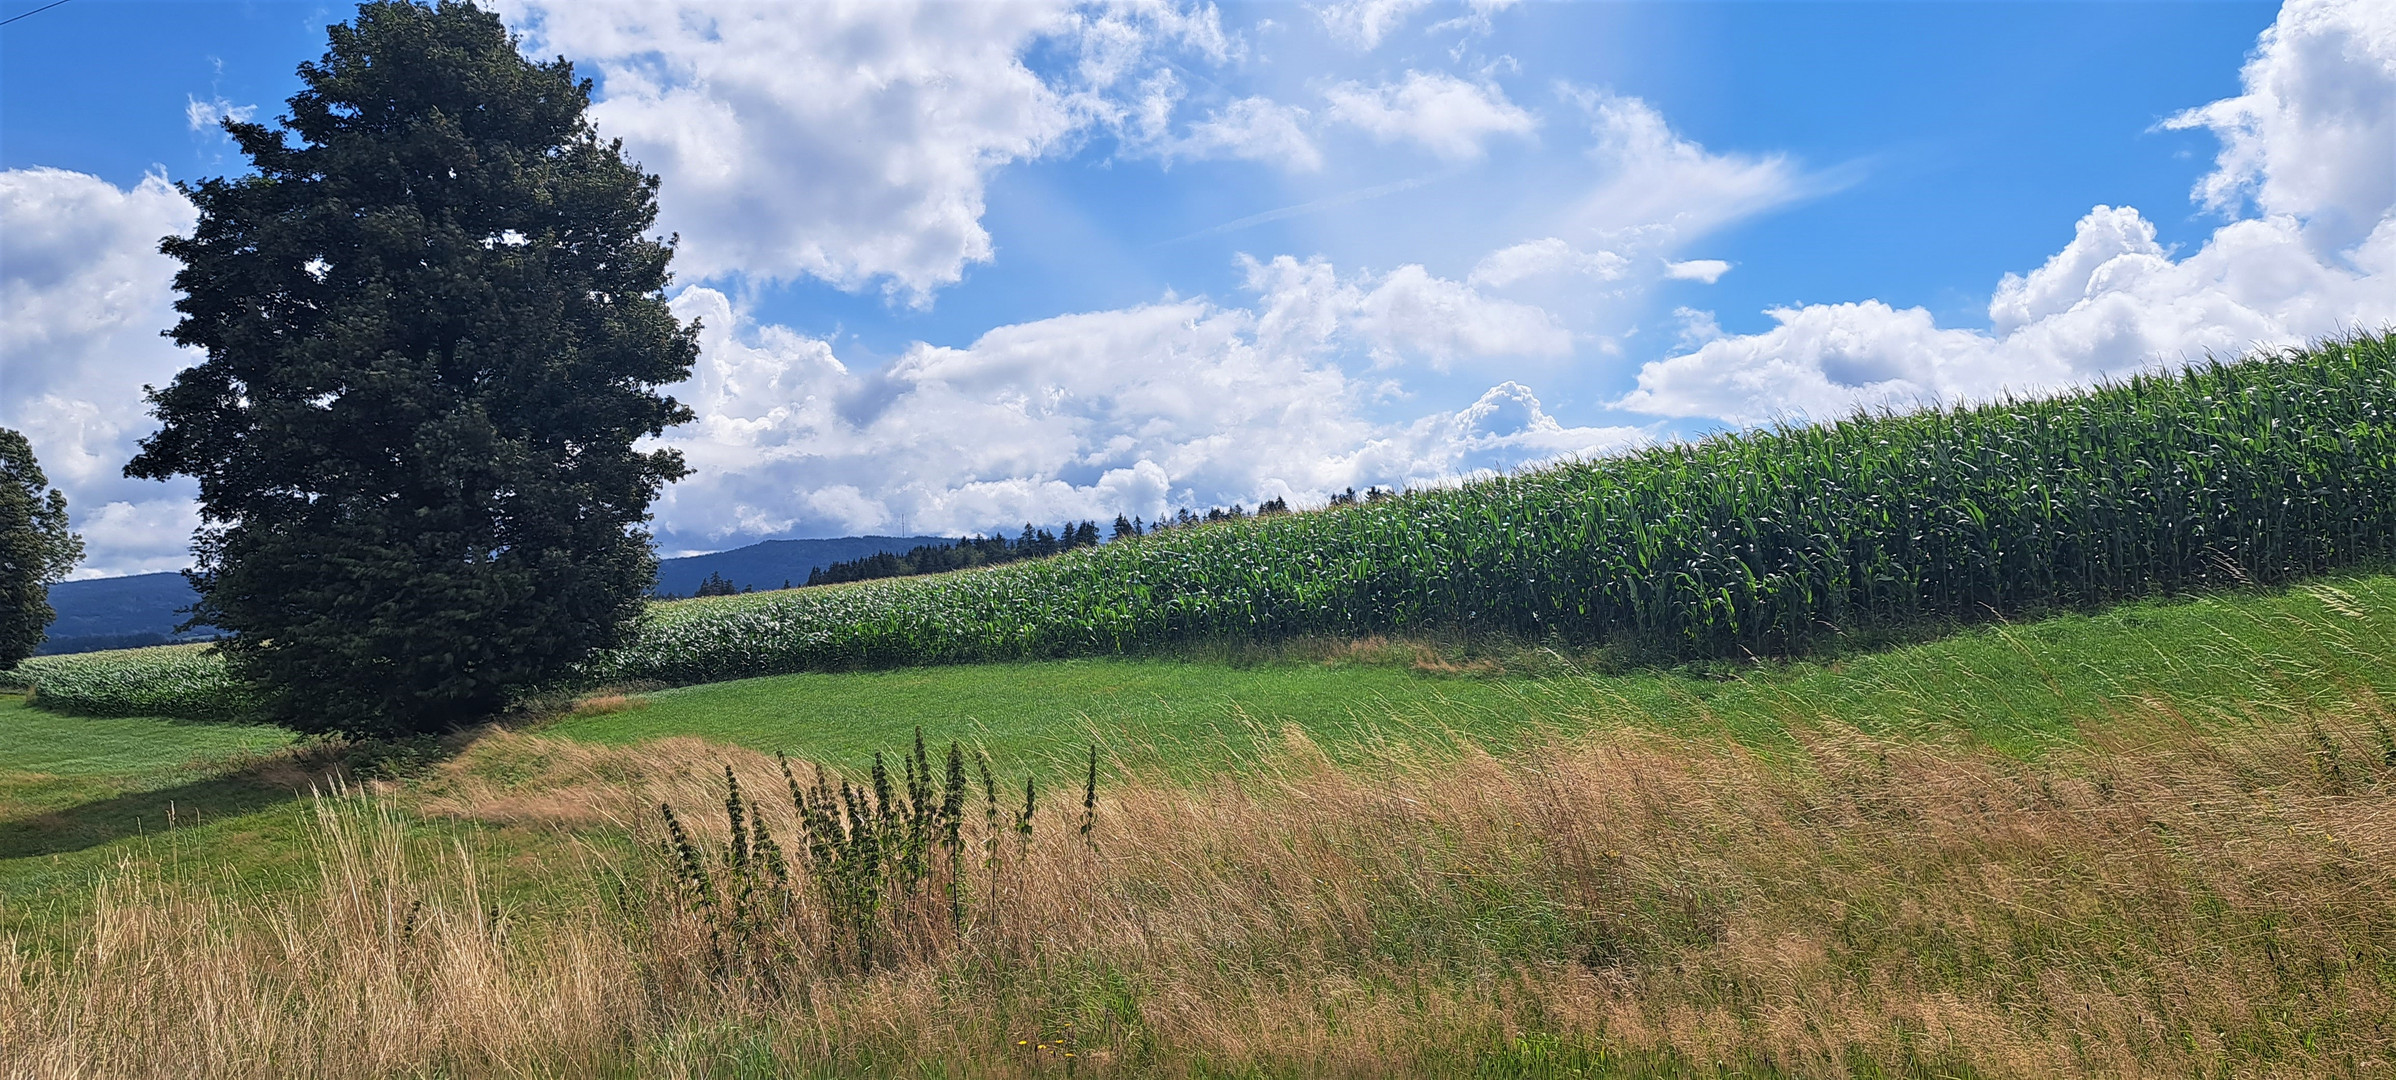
2163 0 2396 252
1316 0 1434 51
497 0 1234 304
1174 96 1324 171
651 282 1359 544
0 168 204 578
1240 254 1572 370
646 255 1608 549
1325 71 1535 161
1350 263 1573 367
1664 259 1730 283
1617 0 2396 426
1359 380 1648 485
495 0 1259 303
1469 237 1628 288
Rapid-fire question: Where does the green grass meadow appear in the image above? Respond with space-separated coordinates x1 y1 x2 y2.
0 695 311 947
0 699 292 819
553 566 2396 771
7 570 2396 1076
9 567 2390 914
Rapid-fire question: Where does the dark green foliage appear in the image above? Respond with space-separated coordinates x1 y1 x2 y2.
942 741 967 923
803 521 1105 587
659 802 713 912
694 571 739 598
125 1 696 735
605 333 2396 681
1080 743 1098 850
0 429 83 669
977 752 1001 876
803 505 1299 590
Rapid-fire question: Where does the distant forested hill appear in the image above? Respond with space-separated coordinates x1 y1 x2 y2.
39 573 211 655
655 536 955 596
28 536 956 656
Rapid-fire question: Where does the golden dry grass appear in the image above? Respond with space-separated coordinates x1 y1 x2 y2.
565 692 649 717
1302 634 1508 676
6 693 2395 1077
0 788 638 1078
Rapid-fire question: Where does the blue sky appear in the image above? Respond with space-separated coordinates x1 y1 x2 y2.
5 0 2392 574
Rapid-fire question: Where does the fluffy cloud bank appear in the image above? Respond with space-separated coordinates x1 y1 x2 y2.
0 168 202 578
1325 71 1536 161
2 161 1624 568
1620 0 2396 424
0 0 1783 573
494 0 1233 303
35 0 2382 572
648 261 1637 551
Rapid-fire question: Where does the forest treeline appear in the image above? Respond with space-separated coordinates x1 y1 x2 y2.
801 524 1103 588
798 491 1393 589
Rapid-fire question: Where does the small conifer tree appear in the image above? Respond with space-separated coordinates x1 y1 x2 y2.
0 429 83 668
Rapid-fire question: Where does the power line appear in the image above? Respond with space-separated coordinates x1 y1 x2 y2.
0 0 73 29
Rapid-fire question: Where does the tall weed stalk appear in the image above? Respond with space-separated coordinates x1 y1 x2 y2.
650 728 1091 982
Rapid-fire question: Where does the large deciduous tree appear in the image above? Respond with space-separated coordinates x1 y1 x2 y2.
127 0 696 736
0 429 84 669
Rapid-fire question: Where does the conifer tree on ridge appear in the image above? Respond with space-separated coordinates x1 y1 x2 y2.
127 0 696 735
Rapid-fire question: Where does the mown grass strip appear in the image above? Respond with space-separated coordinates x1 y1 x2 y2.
549 567 2396 772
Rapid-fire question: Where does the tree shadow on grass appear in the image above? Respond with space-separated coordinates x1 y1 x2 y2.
0 734 476 860
0 759 344 860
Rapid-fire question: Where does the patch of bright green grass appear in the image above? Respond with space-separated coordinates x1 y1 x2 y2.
0 695 314 946
0 695 617 954
0 695 294 822
547 569 2396 772
554 658 1541 775
1560 569 2396 756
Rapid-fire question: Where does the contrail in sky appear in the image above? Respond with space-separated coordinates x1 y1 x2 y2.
1162 170 1463 245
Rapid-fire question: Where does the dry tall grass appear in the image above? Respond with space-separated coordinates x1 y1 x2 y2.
0 787 639 1078
7 696 2394 1077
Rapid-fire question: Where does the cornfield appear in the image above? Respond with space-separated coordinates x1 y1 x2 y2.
593 332 2396 684
16 332 2396 717
0 643 256 721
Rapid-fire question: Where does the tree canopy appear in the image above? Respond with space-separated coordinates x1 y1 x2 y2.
126 0 696 735
0 429 84 669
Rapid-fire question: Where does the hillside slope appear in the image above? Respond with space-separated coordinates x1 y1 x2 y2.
597 333 2396 685
37 574 210 656
29 535 957 657
652 535 949 596
16 334 2394 716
